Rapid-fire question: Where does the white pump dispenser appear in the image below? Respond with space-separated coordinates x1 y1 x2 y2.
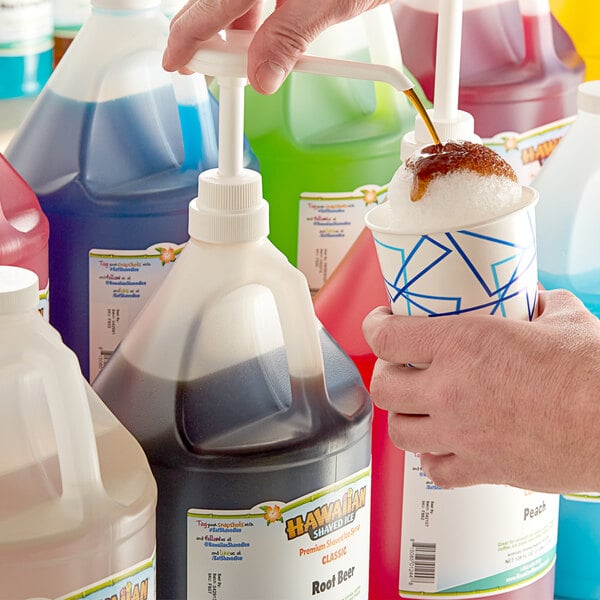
180 29 420 384
187 29 416 244
401 0 480 159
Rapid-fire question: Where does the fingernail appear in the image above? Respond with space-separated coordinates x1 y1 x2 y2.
256 61 286 94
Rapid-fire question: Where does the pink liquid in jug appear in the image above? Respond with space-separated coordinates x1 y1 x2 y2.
392 0 583 137
0 153 49 313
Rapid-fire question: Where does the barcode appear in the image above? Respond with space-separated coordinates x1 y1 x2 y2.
410 541 436 584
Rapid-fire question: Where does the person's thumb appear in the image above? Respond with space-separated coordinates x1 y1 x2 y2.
247 0 388 94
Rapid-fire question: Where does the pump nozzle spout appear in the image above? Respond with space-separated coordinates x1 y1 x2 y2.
186 29 414 93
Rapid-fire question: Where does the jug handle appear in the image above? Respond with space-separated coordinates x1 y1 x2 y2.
518 0 556 64
255 243 326 385
22 340 104 499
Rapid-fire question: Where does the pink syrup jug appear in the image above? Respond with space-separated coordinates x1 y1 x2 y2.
392 0 584 137
0 153 49 316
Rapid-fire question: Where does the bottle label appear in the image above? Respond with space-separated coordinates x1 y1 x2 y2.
399 453 558 598
88 243 184 381
562 492 600 503
53 552 155 600
0 0 53 54
187 466 371 599
297 185 387 292
484 117 575 186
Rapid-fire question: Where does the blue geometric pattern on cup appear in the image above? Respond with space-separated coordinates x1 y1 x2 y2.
375 225 537 321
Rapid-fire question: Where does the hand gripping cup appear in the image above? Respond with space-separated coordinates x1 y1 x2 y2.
364 141 559 600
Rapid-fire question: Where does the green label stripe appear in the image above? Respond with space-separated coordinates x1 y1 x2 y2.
300 186 389 202
61 555 155 600
54 25 83 35
90 247 184 260
187 466 371 519
0 37 53 52
562 493 600 502
400 550 555 597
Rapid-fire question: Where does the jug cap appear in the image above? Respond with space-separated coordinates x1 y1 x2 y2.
190 168 268 243
401 109 480 160
578 81 600 115
0 266 39 314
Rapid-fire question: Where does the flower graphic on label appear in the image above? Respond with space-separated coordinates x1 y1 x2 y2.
155 246 176 266
503 137 519 152
261 505 283 525
362 188 379 206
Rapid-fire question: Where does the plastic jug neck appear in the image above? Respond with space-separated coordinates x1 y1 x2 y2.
0 266 39 315
92 0 159 12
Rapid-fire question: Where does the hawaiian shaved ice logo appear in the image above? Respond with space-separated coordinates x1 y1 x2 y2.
503 137 519 152
261 505 283 525
362 189 379 206
156 246 177 266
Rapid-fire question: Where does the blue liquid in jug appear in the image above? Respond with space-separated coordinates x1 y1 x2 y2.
6 86 213 379
539 269 600 600
554 498 600 599
93 328 372 599
0 52 53 99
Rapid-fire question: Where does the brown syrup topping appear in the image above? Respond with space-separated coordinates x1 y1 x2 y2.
406 140 518 202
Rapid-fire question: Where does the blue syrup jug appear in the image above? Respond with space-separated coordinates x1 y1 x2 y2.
0 0 53 99
533 80 600 599
5 0 257 381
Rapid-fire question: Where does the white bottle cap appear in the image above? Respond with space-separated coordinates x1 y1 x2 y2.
189 168 269 243
0 266 39 314
577 81 600 115
401 109 480 160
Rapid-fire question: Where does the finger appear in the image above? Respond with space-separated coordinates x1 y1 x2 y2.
387 413 452 455
230 6 263 30
164 0 260 72
363 307 451 365
246 0 388 94
419 453 481 489
370 359 433 414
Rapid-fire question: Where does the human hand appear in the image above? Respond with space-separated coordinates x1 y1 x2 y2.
362 289 600 494
163 0 390 94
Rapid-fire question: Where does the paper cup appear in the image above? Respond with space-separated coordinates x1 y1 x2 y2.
365 186 539 321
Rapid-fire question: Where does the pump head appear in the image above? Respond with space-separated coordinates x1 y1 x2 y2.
186 29 416 245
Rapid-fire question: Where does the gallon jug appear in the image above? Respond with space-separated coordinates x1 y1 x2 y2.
533 80 600 600
551 0 600 81
0 265 156 600
243 4 419 293
5 0 221 382
0 0 53 99
93 32 388 598
392 0 584 137
0 153 49 317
